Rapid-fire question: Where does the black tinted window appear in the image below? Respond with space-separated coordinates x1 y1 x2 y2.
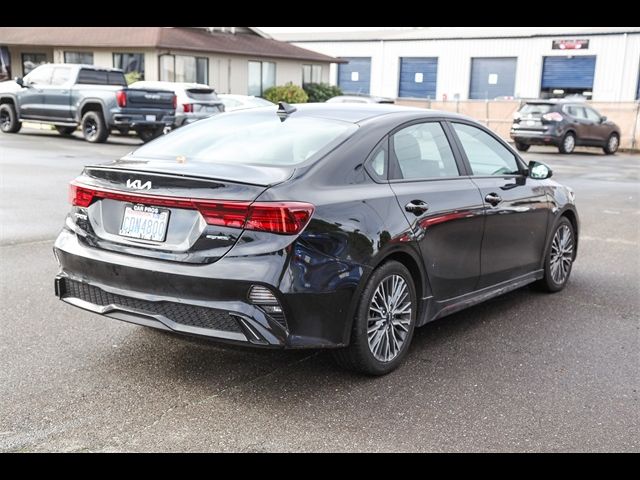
392 122 459 179
76 69 126 86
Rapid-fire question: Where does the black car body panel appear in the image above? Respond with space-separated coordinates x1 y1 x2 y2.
54 104 579 350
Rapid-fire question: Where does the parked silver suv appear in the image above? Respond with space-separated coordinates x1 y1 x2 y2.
130 81 224 128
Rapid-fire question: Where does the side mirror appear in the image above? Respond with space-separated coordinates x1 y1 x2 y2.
600 116 607 123
528 160 553 180
14 76 24 87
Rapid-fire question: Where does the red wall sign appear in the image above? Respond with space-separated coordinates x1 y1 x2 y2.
552 39 590 50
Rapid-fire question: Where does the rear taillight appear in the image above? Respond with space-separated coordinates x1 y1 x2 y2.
69 184 94 207
172 95 177 110
542 112 563 122
182 103 193 113
115 90 127 108
68 183 314 235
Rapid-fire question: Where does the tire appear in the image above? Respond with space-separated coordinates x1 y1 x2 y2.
55 125 76 136
332 260 417 375
515 141 530 152
0 103 22 133
603 133 619 155
536 217 575 293
137 127 165 143
558 132 575 154
81 110 108 143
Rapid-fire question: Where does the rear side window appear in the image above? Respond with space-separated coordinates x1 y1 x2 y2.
131 110 358 167
76 69 126 86
391 122 459 179
565 105 587 119
452 123 520 176
519 103 553 116
51 67 72 86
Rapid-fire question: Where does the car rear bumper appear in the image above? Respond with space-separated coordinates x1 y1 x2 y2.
510 129 561 146
53 228 359 349
111 113 175 129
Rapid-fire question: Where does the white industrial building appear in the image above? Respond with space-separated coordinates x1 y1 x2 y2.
274 27 640 102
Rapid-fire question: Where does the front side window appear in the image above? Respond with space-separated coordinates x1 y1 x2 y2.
452 123 520 176
248 61 276 96
113 53 145 80
584 107 601 122
391 122 459 180
51 67 72 86
131 111 357 167
25 65 54 85
64 51 94 65
21 53 47 75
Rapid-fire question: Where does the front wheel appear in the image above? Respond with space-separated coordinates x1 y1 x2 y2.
515 141 530 152
332 261 417 375
536 217 575 293
603 133 619 155
0 103 22 133
137 127 165 143
559 132 576 154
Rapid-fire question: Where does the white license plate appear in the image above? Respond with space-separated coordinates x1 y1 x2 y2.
146 115 156 121
119 204 169 242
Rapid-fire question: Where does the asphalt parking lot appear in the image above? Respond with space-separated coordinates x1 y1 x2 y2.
1 127 638 452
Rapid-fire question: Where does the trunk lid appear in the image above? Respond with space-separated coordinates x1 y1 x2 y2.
70 162 294 264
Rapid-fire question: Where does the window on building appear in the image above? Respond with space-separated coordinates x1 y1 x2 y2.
64 52 94 65
302 64 323 84
158 54 208 84
113 53 145 80
0 46 11 80
21 53 47 75
248 61 276 97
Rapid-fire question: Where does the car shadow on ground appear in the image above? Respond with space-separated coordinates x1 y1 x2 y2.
106 285 548 399
17 129 143 146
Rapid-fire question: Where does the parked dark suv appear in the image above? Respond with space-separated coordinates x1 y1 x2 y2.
510 100 621 155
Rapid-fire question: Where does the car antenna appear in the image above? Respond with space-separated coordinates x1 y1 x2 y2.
277 101 297 122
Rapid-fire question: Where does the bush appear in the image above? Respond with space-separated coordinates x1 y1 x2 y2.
263 83 308 104
125 71 142 85
303 83 343 103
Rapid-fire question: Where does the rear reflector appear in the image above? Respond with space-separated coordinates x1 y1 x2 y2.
182 103 193 113
69 183 314 235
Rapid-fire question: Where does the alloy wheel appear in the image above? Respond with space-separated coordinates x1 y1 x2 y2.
608 135 619 152
367 274 412 362
0 110 9 130
564 134 575 153
550 224 573 284
84 119 97 140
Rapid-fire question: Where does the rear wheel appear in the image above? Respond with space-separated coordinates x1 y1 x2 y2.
55 125 76 136
332 261 417 375
559 132 575 154
515 141 530 152
81 110 108 143
536 217 575 293
0 103 22 133
137 127 165 143
603 133 619 155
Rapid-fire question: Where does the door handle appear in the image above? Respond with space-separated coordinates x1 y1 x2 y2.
405 200 429 216
485 193 502 206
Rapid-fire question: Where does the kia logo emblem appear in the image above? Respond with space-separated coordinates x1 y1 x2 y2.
126 179 152 190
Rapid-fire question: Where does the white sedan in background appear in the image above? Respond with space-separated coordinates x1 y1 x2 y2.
218 94 275 112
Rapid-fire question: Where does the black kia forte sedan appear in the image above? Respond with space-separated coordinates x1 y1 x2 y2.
510 100 621 155
54 103 579 375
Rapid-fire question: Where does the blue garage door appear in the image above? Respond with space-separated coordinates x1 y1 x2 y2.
541 56 596 89
338 57 371 94
398 57 438 99
469 57 517 100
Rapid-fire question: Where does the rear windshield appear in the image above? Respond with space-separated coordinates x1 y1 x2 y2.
131 109 358 166
519 103 553 116
76 69 127 86
186 88 218 101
